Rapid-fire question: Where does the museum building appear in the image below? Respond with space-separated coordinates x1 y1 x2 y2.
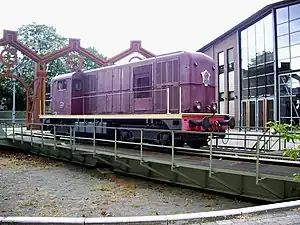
197 0 300 129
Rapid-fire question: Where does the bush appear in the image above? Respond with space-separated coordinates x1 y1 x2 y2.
268 121 300 180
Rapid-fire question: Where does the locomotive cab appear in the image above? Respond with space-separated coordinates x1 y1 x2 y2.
71 72 84 115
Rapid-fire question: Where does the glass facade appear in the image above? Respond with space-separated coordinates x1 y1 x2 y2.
276 3 300 72
276 3 300 125
218 52 225 114
241 13 274 100
240 13 275 129
227 48 235 116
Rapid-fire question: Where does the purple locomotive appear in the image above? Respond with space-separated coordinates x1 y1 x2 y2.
41 51 235 148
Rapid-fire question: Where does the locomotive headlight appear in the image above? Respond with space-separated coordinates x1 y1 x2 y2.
193 101 202 112
211 102 218 112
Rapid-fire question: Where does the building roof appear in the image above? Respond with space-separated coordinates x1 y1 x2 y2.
197 0 300 52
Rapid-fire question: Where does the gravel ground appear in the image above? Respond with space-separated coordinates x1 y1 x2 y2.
0 149 255 217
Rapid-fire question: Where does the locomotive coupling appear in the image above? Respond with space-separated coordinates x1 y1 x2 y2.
188 117 212 130
216 117 235 129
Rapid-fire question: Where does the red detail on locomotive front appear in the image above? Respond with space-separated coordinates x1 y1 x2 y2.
181 114 229 132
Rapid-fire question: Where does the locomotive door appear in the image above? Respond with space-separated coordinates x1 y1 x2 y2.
52 79 71 115
71 72 84 115
132 64 153 112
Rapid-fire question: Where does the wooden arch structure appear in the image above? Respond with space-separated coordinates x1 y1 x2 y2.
0 30 155 127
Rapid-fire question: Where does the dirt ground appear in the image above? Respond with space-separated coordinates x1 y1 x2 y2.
0 149 255 217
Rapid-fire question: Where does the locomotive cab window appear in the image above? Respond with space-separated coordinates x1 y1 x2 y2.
72 79 82 91
57 80 67 91
133 65 152 98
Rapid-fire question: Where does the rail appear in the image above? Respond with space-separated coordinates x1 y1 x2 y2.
0 199 300 224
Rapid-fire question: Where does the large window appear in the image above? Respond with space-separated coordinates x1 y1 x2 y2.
279 72 300 125
227 48 235 116
276 3 300 72
133 64 153 98
240 13 275 100
218 52 225 113
277 3 300 125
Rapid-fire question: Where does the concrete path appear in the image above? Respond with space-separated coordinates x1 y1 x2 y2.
202 207 300 224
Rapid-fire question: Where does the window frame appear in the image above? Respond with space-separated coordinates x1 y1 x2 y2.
133 65 153 99
57 80 67 92
72 79 83 91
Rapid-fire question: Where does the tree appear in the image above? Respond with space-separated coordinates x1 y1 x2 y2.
268 121 300 180
0 22 107 111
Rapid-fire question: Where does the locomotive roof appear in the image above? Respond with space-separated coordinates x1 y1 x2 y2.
52 51 213 81
52 72 74 81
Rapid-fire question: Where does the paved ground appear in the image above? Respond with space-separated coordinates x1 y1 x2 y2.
200 207 300 224
0 149 254 218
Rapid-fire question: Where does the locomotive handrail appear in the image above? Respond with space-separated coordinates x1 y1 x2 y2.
71 87 170 100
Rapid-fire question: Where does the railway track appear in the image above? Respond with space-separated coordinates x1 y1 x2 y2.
8 131 300 167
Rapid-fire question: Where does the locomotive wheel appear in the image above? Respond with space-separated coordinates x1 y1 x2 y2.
158 132 171 146
50 127 61 140
187 139 208 149
118 129 133 142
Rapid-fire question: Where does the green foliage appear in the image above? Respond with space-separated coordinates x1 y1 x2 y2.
267 121 300 180
0 22 107 111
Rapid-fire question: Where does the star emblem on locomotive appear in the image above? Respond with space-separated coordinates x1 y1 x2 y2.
201 70 211 87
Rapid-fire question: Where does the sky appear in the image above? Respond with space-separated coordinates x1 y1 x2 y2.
0 0 278 58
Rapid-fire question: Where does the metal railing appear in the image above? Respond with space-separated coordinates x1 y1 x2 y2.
3 122 300 170
0 111 26 125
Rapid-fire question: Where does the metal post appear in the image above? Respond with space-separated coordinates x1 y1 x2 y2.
209 132 213 177
83 96 85 114
268 128 271 151
69 126 73 151
171 131 175 170
167 87 170 114
114 128 117 160
179 86 182 114
73 125 76 152
12 78 15 124
279 135 282 151
53 125 57 151
41 123 44 147
5 123 7 138
93 121 96 155
256 135 260 184
33 62 37 123
21 125 23 144
12 122 15 143
30 123 33 146
140 129 143 162
244 127 247 150
263 130 266 153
